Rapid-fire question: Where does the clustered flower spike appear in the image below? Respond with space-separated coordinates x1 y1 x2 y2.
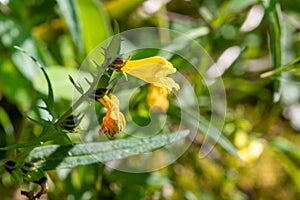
97 93 126 137
98 56 180 137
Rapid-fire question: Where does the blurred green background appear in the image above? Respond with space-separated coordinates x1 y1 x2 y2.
1 0 300 199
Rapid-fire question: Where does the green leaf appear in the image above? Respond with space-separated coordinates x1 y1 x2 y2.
160 27 210 59
77 0 112 53
0 16 50 81
97 22 121 88
168 105 240 159
262 0 282 102
271 137 300 161
10 168 24 185
0 107 15 145
56 0 84 56
105 21 121 59
0 59 32 112
69 75 84 94
33 66 90 101
24 168 46 183
211 0 258 28
271 137 300 193
227 0 258 12
196 114 240 159
0 123 72 150
261 56 300 78
40 67 54 114
104 0 145 20
24 130 189 170
271 147 300 193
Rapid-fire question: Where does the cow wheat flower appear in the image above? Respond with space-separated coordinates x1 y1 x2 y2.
97 93 126 137
147 85 169 112
112 56 180 94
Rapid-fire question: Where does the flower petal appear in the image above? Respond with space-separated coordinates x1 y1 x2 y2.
121 56 180 94
147 85 169 112
98 94 126 136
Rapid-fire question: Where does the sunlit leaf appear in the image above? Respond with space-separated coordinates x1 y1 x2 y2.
271 137 300 161
168 105 240 159
77 0 112 53
104 0 145 20
57 0 84 56
33 66 90 101
272 147 300 193
25 130 189 170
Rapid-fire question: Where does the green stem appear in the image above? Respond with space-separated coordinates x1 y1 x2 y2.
54 61 114 128
97 68 113 88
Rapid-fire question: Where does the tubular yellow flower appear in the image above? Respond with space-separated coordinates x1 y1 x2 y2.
120 56 180 94
97 93 126 137
147 85 169 112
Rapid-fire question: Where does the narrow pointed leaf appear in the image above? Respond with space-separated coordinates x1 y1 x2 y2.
105 21 121 59
168 105 239 159
24 130 189 170
261 56 300 78
40 67 55 116
56 0 84 55
69 75 84 94
14 46 55 116
262 0 282 102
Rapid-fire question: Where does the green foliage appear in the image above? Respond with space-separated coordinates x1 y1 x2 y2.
262 0 282 102
24 130 189 170
1 0 300 200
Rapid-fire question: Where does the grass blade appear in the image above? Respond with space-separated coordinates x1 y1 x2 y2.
262 0 282 102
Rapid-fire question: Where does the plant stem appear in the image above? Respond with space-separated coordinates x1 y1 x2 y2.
54 61 113 128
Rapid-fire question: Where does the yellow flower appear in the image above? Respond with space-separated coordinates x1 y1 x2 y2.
235 131 265 163
147 85 169 112
120 56 180 94
238 139 265 163
97 93 126 137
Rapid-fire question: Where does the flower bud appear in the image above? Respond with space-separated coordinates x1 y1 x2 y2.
110 58 126 72
61 114 81 131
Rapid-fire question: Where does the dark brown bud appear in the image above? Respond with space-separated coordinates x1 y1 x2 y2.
89 88 108 100
5 160 16 167
110 58 125 72
33 177 48 185
21 162 33 174
61 114 81 131
21 167 29 174
23 162 33 168
5 160 16 173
